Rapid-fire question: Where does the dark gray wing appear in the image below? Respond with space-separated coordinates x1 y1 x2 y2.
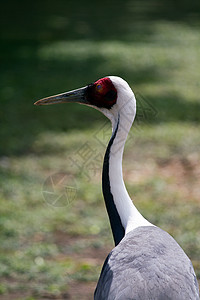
94 226 199 300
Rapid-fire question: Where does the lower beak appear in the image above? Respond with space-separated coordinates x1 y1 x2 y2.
34 86 88 106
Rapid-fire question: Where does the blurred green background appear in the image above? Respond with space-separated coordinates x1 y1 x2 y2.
0 0 200 299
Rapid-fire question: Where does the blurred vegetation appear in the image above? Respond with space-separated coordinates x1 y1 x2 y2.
0 0 200 299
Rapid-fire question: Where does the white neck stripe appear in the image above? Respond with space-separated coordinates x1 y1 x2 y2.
108 113 153 235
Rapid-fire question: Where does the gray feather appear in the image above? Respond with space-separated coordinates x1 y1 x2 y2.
94 226 199 300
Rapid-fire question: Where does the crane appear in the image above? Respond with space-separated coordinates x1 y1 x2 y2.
35 76 199 299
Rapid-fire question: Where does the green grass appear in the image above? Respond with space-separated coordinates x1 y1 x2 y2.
0 2 200 298
1 122 200 298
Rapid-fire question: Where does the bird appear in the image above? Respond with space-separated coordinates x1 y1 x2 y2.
35 76 199 299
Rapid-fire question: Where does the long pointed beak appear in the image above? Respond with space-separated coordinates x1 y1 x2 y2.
34 86 88 106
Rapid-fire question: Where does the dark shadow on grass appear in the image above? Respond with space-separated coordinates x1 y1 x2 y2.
0 0 200 155
0 49 163 155
136 93 200 124
1 48 200 156
1 0 200 43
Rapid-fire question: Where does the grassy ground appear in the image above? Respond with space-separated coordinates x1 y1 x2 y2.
1 1 200 299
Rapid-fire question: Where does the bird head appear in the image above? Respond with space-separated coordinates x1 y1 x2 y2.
34 76 136 126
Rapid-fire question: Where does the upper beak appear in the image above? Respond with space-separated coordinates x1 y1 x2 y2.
34 86 88 106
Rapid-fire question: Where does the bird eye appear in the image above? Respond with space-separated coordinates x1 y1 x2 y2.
96 84 102 91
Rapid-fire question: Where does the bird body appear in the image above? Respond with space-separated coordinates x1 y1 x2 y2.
95 226 199 300
35 76 199 299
